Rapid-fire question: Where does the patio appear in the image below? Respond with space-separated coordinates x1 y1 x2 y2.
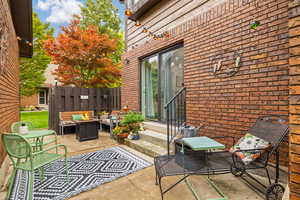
0 131 287 200
1 0 300 198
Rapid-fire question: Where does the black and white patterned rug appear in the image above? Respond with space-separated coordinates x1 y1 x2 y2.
10 146 151 200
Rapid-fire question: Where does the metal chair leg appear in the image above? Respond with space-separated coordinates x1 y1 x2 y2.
6 168 17 200
155 170 159 185
158 177 164 200
109 124 113 138
65 155 69 183
265 167 272 185
99 121 103 132
29 171 34 200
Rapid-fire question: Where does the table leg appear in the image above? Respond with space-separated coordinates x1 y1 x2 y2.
185 177 202 200
207 177 228 200
185 176 228 200
181 144 228 200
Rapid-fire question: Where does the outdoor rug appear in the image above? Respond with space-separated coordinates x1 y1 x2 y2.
10 146 151 200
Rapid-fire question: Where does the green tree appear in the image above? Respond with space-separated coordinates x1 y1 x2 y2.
20 12 54 96
80 0 124 65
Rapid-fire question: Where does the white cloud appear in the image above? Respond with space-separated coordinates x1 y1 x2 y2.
37 0 82 24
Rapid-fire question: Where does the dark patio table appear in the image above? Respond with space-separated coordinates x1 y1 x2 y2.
155 136 229 200
75 119 99 142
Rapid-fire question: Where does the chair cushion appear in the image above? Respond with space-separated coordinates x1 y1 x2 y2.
101 119 111 125
229 133 270 165
72 114 83 121
62 120 76 125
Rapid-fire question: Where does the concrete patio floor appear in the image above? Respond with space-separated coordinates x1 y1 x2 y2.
0 131 280 200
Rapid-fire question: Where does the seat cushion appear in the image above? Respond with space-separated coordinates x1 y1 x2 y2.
101 119 111 125
72 114 83 121
62 120 76 125
230 133 270 165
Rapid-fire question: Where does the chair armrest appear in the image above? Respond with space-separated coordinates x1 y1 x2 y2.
32 144 67 156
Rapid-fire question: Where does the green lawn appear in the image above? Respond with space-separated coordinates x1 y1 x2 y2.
21 111 49 129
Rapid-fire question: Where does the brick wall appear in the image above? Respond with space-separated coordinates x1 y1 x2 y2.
0 0 20 165
122 0 290 165
21 94 39 108
289 0 300 198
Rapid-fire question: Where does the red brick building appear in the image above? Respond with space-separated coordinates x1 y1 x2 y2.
20 64 59 110
0 0 32 186
121 0 300 198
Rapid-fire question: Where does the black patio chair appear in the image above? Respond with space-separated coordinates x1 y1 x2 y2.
229 115 289 200
154 115 289 200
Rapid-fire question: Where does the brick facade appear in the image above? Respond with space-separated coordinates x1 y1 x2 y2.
289 0 300 198
0 0 20 165
21 94 39 108
122 0 289 166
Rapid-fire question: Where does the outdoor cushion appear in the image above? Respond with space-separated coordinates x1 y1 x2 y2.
62 120 76 125
229 133 270 165
72 114 83 121
101 119 111 125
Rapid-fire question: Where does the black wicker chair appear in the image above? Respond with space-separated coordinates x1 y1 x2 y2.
154 115 289 200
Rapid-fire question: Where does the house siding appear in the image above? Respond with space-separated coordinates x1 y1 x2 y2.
0 0 20 165
289 1 300 198
126 0 226 49
122 0 289 166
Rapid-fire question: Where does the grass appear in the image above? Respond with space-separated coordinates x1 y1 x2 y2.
21 111 49 129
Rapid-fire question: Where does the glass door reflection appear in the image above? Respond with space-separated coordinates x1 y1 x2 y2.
141 55 159 120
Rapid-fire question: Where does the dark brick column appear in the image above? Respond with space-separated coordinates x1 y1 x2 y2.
289 0 300 198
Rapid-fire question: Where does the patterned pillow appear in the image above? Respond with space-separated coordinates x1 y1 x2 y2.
229 133 271 165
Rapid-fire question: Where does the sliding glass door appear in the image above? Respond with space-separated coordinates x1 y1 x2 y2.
160 47 184 122
141 55 159 120
141 45 183 122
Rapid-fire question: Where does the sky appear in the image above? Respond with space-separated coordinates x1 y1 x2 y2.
32 0 125 35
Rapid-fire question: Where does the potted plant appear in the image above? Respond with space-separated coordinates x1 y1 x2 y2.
119 112 144 140
112 125 130 143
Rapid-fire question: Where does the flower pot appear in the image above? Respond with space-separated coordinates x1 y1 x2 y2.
132 134 140 140
116 133 129 144
118 133 129 138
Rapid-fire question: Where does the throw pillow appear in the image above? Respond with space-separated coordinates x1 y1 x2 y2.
229 133 270 165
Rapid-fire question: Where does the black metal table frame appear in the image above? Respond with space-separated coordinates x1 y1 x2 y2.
155 137 287 200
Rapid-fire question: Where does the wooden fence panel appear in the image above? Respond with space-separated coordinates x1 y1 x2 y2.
49 87 121 133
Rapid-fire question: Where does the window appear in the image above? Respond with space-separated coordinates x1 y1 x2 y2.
39 90 47 105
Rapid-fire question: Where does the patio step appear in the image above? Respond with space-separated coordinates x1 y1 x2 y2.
139 130 167 148
124 139 167 157
143 121 168 134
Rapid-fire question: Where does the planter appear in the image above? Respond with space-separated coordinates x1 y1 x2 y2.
118 133 129 138
116 133 129 144
128 133 140 140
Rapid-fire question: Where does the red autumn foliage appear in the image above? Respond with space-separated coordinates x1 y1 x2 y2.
43 18 121 88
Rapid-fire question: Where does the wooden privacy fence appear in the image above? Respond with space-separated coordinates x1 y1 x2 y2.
49 87 121 133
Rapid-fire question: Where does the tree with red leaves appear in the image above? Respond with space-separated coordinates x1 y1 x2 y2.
43 17 121 88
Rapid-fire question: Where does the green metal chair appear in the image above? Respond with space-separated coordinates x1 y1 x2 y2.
2 133 68 200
